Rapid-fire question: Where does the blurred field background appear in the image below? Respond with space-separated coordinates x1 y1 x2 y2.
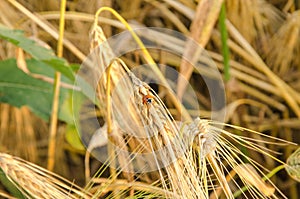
0 0 299 198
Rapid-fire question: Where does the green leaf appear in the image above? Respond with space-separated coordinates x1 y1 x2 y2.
61 86 88 150
0 58 69 120
59 92 75 124
0 24 74 80
65 124 85 151
59 89 84 124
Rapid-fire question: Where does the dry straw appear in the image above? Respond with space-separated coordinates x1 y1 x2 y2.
0 1 298 199
184 118 293 198
82 7 297 199
0 152 91 199
266 11 300 76
88 23 206 198
87 8 207 198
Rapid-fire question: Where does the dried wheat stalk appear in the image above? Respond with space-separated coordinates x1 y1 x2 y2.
0 152 91 199
115 70 207 198
88 24 207 198
88 24 136 179
88 20 293 199
185 118 291 199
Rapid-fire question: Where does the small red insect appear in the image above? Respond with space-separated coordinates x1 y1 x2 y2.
142 94 155 105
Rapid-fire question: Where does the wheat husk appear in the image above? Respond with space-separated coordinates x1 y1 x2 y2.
0 153 91 199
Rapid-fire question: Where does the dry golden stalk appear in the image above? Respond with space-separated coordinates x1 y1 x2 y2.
0 105 38 163
185 118 291 199
89 24 133 118
0 190 15 199
177 0 223 100
87 13 292 199
0 153 91 199
266 11 300 76
226 19 300 119
88 24 142 197
226 0 284 53
90 178 179 198
88 24 207 197
121 71 207 198
6 0 86 61
234 164 275 196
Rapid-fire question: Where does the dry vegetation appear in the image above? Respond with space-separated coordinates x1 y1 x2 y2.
0 0 300 198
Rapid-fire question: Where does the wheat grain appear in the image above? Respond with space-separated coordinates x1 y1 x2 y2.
88 20 292 199
88 24 207 197
88 24 136 181
118 71 207 198
185 117 291 199
0 153 91 199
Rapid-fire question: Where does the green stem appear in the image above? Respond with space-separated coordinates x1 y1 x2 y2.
219 3 230 81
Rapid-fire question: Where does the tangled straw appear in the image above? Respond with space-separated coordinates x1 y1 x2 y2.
82 7 295 199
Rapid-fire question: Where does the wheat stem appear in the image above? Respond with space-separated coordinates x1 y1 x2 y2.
207 153 233 198
94 6 192 121
47 0 66 171
105 58 119 198
6 0 86 61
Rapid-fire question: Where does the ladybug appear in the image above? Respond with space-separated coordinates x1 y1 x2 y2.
142 94 155 105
